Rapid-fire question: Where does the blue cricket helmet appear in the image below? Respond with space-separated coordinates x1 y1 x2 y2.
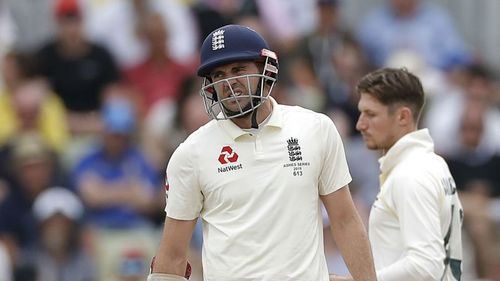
198 24 279 121
197 25 271 77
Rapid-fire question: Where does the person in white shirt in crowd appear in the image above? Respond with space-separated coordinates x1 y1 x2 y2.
32 187 96 281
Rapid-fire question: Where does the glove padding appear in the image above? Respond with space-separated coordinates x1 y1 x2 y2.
147 273 188 281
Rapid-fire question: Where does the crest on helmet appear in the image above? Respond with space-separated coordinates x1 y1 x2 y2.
211 30 225 51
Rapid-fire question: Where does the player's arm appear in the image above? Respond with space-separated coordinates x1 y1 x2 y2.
321 186 377 281
149 216 197 280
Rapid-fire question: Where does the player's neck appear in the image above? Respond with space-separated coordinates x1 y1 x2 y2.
232 99 273 129
382 126 419 155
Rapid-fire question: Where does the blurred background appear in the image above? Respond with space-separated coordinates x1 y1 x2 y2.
0 0 499 280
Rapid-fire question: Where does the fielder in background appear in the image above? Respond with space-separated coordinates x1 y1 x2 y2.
331 68 463 281
148 24 377 281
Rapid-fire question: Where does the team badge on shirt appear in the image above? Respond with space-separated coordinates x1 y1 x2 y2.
287 137 302 161
283 137 310 176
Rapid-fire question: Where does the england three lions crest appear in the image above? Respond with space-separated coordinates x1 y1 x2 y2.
283 137 310 177
287 137 302 161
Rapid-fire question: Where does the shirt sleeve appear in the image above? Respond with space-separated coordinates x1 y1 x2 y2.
165 141 203 220
318 114 352 195
378 172 445 281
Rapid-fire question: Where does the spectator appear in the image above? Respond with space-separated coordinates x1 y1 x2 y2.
32 187 96 281
449 104 500 197
82 0 197 68
446 103 500 280
36 0 120 135
0 79 69 154
425 63 500 157
357 0 471 70
0 51 69 154
295 0 357 108
124 11 196 120
72 97 161 229
0 133 65 280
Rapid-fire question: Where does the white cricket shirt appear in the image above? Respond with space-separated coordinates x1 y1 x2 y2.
166 98 351 280
369 129 463 281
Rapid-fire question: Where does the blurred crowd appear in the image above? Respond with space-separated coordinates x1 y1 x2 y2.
0 0 498 280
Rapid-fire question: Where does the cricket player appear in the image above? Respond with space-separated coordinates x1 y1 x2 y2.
148 25 377 281
332 68 463 281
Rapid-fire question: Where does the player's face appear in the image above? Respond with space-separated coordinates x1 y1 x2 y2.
209 61 261 113
356 93 400 151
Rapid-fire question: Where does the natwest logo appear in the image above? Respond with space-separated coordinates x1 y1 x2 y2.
218 146 238 164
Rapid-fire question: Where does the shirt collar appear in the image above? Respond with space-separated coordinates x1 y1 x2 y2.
217 97 283 141
378 128 434 174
